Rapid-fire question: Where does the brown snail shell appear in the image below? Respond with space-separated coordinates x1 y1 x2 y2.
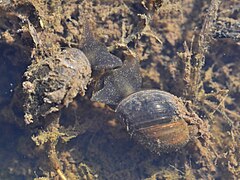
22 48 91 124
115 89 195 154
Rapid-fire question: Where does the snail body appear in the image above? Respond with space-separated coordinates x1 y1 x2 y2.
116 90 194 154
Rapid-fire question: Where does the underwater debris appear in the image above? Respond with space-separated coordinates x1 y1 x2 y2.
213 19 240 42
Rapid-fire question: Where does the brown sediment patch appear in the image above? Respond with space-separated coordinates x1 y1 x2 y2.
0 0 239 179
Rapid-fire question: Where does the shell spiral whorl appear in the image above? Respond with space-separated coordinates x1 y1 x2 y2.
22 48 91 124
116 90 192 154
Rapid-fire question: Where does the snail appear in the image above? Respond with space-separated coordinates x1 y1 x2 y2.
22 48 92 124
22 20 199 154
115 89 198 154
91 57 199 154
22 22 122 125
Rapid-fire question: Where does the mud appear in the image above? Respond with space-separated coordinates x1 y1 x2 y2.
0 0 239 179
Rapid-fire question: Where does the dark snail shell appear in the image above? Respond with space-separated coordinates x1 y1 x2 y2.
115 89 192 154
22 48 91 124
